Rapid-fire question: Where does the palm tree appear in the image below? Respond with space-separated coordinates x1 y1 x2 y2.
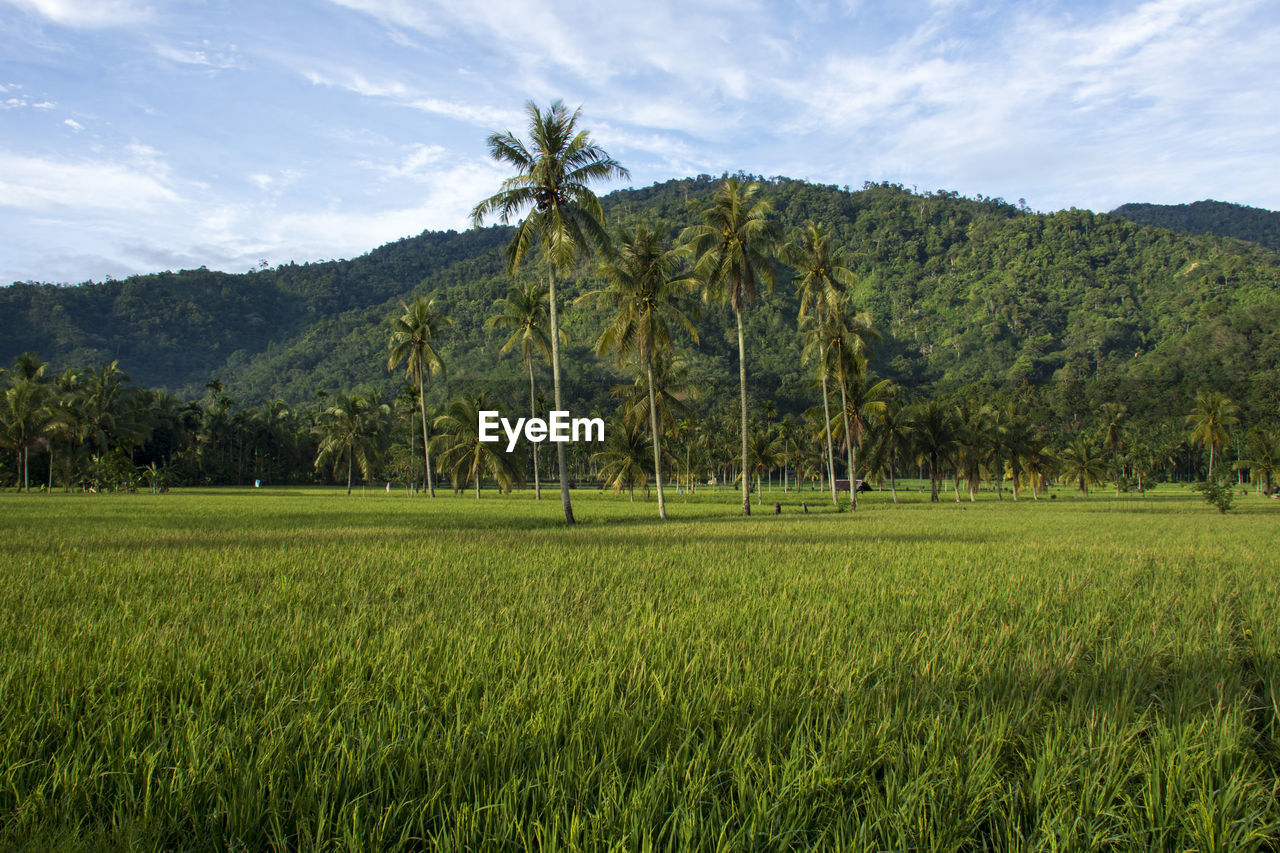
839 354 889 510
1099 402 1127 495
775 416 803 492
953 398 987 502
471 99 629 525
579 224 696 520
911 400 958 502
387 296 449 497
1234 426 1280 494
431 393 522 498
1001 410 1038 501
1 374 58 492
78 360 148 459
1058 437 1107 496
1186 391 1240 480
805 301 881 511
869 398 912 504
488 280 559 500
314 390 390 495
592 419 649 500
681 178 781 515
785 221 857 507
611 354 694 443
744 427 782 507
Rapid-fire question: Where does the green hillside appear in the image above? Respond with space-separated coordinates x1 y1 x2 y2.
1111 199 1280 251
5 177 1280 425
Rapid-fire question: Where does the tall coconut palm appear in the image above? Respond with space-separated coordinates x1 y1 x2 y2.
784 220 857 507
387 296 449 497
579 224 697 520
610 353 695 482
471 100 629 525
839 354 889 510
431 393 522 498
1058 436 1107 496
681 178 780 515
488 280 559 500
1185 391 1239 480
314 390 390 495
804 301 880 511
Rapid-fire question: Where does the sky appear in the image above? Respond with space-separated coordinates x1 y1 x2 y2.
1 0 1278 286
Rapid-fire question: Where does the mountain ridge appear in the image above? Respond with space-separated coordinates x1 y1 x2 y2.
4 177 1279 425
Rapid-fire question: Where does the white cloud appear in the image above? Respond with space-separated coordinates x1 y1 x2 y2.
361 142 447 180
0 151 178 211
63 117 82 131
1 92 57 111
154 42 244 70
3 0 152 27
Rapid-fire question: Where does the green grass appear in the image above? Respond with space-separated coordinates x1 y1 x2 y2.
2 485 1278 850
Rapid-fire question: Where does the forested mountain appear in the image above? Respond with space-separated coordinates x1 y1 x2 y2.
1111 200 1280 251
5 177 1280 428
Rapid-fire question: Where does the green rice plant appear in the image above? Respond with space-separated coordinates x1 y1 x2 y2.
0 486 1277 850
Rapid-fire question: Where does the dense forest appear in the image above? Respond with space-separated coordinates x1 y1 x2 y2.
5 177 1280 425
3 174 1280 500
1111 199 1280 251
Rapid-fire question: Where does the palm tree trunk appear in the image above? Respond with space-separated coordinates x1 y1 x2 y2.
48 445 54 492
418 373 435 497
24 446 30 493
548 271 575 524
837 366 855 513
528 360 541 500
1208 444 1215 481
890 463 898 504
821 373 838 507
346 448 353 496
735 309 750 516
646 362 667 520
475 467 480 499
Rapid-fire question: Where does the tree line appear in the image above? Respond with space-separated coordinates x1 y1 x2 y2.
5 101 1278 517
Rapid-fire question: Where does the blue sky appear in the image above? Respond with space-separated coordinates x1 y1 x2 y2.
2 0 1277 285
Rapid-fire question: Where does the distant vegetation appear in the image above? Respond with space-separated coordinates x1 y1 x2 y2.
5 181 1280 430
4 102 1280 503
1112 199 1280 251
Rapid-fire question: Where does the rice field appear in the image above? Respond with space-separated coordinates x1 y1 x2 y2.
2 485 1278 851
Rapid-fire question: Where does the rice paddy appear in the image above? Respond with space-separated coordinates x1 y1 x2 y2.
2 486 1278 850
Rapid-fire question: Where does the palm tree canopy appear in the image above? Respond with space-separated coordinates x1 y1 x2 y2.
591 419 649 494
784 220 859 322
314 390 391 480
431 394 522 493
1186 391 1240 452
579 224 699 367
488 280 559 369
470 100 630 275
680 178 781 314
387 296 449 383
